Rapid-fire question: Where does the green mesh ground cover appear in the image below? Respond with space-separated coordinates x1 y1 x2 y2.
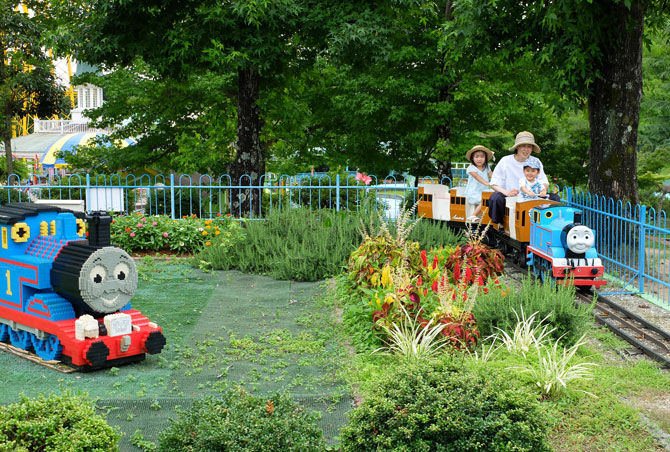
0 262 352 451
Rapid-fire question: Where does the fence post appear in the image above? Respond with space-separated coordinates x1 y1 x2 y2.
170 174 176 220
85 173 90 213
336 174 340 212
638 204 646 294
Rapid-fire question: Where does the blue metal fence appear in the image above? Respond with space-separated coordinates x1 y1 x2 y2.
2 173 669 305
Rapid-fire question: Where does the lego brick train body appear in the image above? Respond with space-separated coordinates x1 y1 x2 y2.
0 203 166 370
417 184 606 289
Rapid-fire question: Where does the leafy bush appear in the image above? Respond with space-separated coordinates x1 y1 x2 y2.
0 392 120 452
193 207 362 281
340 358 550 452
145 187 204 217
38 173 139 207
111 213 237 254
0 187 30 205
473 274 593 347
159 389 325 452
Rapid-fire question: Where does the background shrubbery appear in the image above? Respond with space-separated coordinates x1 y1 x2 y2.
192 207 462 281
159 390 325 452
0 392 120 452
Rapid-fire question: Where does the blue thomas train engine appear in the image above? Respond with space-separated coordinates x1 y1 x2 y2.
527 204 606 288
0 203 165 370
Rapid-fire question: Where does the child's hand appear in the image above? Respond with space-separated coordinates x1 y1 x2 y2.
539 189 547 197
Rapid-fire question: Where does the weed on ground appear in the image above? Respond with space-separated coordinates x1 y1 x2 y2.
0 262 351 451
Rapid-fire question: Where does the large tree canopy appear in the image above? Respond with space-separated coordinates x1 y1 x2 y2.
1 1 68 177
64 0 338 214
452 0 669 203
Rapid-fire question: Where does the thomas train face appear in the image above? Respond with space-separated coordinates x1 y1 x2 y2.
79 247 138 313
565 225 595 254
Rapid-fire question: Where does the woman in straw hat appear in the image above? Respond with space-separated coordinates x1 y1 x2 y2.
488 131 560 225
464 145 494 222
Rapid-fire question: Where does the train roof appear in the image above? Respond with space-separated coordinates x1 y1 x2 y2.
0 202 82 225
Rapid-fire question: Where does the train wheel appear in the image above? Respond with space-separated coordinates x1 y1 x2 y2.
0 324 9 342
31 334 63 361
9 329 34 351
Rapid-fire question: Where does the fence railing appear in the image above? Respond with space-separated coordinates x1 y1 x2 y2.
1 173 668 305
33 119 113 134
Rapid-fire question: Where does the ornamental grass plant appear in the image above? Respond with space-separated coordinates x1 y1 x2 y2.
473 273 594 347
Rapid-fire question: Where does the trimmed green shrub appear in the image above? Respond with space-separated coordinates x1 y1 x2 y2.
0 392 120 452
158 390 325 452
340 358 550 452
473 274 594 347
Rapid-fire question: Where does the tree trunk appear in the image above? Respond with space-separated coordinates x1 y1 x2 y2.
228 67 265 217
3 112 14 180
587 1 643 204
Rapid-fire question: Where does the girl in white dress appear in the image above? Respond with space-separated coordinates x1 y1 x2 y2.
464 145 494 222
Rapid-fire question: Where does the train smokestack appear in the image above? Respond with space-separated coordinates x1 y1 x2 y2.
87 211 112 247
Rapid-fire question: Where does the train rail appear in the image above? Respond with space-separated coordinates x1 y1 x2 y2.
505 262 670 367
576 290 670 367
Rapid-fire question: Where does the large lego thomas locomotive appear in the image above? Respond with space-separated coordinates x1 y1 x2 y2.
417 184 606 289
0 203 165 370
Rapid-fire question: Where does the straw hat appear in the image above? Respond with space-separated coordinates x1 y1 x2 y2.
509 131 541 153
466 145 494 161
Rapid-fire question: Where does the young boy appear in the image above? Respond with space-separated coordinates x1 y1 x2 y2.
518 159 547 200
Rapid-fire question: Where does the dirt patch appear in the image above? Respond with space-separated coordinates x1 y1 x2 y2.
624 391 670 450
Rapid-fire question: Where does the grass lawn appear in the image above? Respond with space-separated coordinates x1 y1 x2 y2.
2 260 670 451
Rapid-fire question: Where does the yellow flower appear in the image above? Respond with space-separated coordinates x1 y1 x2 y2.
202 231 208 236
205 226 211 229
215 230 220 235
205 241 211 246
205 220 213 225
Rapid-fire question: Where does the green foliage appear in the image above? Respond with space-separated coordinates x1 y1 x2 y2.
339 358 551 452
639 23 670 152
192 207 362 281
0 391 120 452
37 174 140 208
347 234 425 291
144 187 204 217
473 274 593 347
111 213 226 254
1 2 69 175
282 170 375 212
0 187 30 205
0 158 30 182
158 390 325 452
407 218 464 250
